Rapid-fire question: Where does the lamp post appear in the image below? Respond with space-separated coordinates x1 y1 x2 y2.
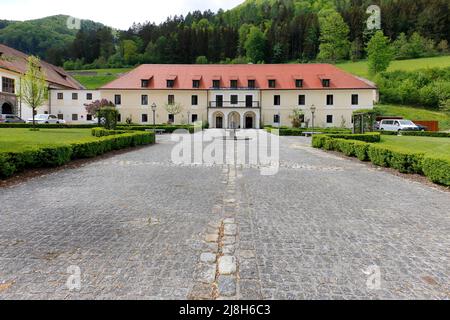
187 111 191 125
278 111 281 128
151 103 157 126
310 105 316 134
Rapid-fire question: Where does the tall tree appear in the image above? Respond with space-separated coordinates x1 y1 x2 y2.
317 9 350 62
20 56 48 130
367 31 393 76
245 26 267 63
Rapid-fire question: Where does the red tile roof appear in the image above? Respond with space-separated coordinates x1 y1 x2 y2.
0 44 84 90
101 64 376 90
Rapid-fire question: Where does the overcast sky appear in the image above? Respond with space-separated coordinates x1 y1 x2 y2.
1 0 245 29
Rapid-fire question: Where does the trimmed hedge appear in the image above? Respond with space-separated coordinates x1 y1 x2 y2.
0 131 155 179
312 133 449 186
91 127 129 137
266 127 352 136
401 131 450 138
116 125 195 134
0 123 97 129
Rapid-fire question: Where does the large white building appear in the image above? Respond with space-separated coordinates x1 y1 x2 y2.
1 44 378 128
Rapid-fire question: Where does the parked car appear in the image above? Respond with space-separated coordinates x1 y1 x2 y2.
0 114 26 123
415 124 428 131
379 119 419 132
26 114 66 124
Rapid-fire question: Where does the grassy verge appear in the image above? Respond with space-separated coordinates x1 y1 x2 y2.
0 129 98 152
374 104 450 131
70 68 132 89
379 136 450 160
337 55 450 79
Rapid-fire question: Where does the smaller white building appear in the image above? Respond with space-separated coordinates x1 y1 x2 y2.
49 90 101 123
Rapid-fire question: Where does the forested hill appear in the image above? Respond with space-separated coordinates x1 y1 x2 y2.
1 0 449 69
0 15 104 62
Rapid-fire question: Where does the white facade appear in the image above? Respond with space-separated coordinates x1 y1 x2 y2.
50 90 101 123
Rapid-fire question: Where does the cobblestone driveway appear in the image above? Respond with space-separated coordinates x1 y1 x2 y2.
0 133 449 299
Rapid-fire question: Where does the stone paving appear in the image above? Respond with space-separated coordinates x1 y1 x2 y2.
0 132 449 300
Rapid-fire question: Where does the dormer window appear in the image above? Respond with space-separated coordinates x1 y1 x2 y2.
268 79 276 88
193 80 200 88
212 80 220 89
230 80 238 89
141 79 149 88
322 79 331 87
167 80 175 88
295 79 303 88
248 80 256 89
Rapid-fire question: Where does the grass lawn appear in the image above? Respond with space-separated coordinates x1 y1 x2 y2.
70 68 132 89
375 104 450 131
379 135 450 160
337 55 450 79
0 128 98 152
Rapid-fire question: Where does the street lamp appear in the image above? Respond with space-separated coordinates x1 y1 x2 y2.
151 103 157 126
187 111 191 125
310 105 316 134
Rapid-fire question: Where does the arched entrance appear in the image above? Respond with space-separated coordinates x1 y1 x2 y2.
212 111 225 129
244 111 257 129
228 112 241 129
1 102 13 114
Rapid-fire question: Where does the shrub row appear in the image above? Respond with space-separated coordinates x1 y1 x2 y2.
401 131 450 138
91 127 129 137
116 125 195 134
312 134 450 186
0 131 155 179
0 123 97 129
265 127 352 136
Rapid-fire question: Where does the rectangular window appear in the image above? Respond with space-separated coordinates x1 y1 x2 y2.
57 114 64 120
141 79 149 88
352 94 359 105
191 95 198 106
322 79 331 87
274 114 280 123
72 93 78 100
72 114 78 121
246 95 253 107
231 95 238 105
86 114 92 121
168 95 175 105
216 95 223 107
295 79 303 88
274 95 281 106
86 93 93 100
326 95 334 106
57 92 63 100
268 79 276 88
141 95 148 105
1 77 15 93
167 80 175 88
168 114 175 123
212 80 220 88
298 95 306 106
230 80 238 89
192 114 198 123
327 115 333 124
142 114 148 123
193 80 200 88
248 80 256 88
114 95 121 105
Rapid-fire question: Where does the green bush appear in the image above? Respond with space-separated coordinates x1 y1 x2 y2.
91 127 129 137
402 131 450 138
116 125 195 134
422 157 450 186
327 133 381 143
354 142 370 161
0 123 98 129
0 131 155 179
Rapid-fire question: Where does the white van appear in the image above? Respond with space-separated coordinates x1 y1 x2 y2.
379 119 419 132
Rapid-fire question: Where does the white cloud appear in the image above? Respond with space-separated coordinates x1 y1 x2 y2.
0 0 245 29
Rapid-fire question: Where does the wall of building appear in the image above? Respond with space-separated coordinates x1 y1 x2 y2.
50 90 100 123
100 89 208 125
261 89 375 128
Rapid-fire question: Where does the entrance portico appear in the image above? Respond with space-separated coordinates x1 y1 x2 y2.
208 109 261 129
